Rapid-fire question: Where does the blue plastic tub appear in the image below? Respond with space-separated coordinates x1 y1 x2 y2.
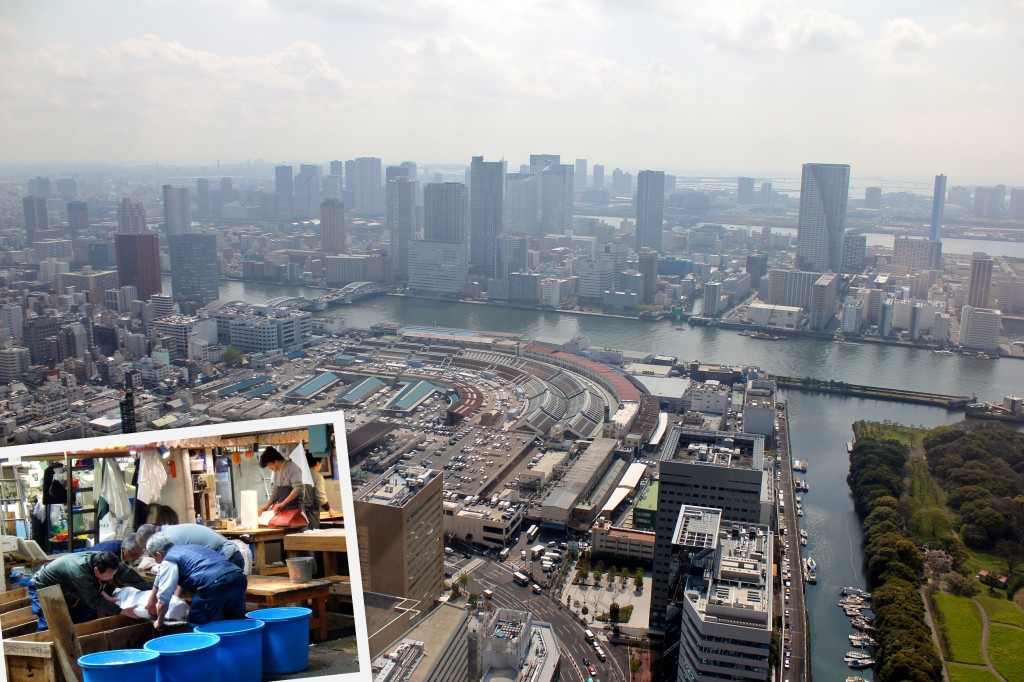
246 606 312 674
143 632 220 682
79 650 160 682
194 619 264 682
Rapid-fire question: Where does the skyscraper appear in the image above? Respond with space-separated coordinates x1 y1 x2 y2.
169 233 219 307
635 170 666 252
162 185 190 235
196 178 211 219
967 252 994 309
66 201 88 241
737 177 756 204
574 158 587 193
388 177 416 281
352 157 383 217
293 164 322 219
930 174 947 242
115 233 162 301
275 165 294 199
638 248 659 304
864 186 882 210
503 173 539 235
117 198 146 234
469 156 505 279
22 196 47 244
795 163 850 273
320 199 346 257
539 164 574 234
592 164 604 190
329 160 343 178
424 182 468 243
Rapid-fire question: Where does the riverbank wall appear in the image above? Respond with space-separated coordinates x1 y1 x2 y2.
775 377 971 409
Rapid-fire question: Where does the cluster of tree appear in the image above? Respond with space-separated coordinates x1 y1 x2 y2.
924 424 1024 564
872 578 944 682
848 436 942 682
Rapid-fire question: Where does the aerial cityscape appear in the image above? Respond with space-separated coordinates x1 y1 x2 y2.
2 2 1024 682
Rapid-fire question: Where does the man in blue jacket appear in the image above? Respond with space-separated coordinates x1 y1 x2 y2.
144 532 247 628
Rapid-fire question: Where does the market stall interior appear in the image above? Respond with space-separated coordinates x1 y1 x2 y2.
1 414 363 682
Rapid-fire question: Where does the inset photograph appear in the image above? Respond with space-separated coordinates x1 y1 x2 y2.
1 410 370 682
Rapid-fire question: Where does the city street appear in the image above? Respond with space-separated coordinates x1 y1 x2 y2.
471 559 630 682
776 402 808 681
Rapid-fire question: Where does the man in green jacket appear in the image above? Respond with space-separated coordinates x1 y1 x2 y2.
29 551 137 631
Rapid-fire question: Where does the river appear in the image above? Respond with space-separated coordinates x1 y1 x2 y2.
181 276 1024 679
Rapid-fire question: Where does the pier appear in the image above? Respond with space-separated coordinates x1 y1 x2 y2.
775 376 972 409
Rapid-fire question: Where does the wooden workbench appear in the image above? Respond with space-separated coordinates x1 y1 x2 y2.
283 528 348 576
244 574 332 641
221 526 295 575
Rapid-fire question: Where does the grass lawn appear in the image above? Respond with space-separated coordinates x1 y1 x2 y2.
853 420 924 447
987 625 1024 682
976 595 1024 628
933 593 986 665
947 665 1002 682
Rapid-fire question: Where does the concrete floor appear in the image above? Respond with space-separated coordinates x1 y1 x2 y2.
266 632 362 680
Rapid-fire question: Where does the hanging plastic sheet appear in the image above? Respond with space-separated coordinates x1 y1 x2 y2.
136 450 167 504
97 459 132 538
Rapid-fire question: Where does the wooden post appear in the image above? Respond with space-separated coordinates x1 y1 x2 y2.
35 585 83 682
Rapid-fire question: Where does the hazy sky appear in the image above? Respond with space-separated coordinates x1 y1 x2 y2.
1 1 1022 184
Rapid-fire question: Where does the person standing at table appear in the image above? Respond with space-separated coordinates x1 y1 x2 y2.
258 446 309 519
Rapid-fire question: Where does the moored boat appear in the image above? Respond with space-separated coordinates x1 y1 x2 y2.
847 658 875 669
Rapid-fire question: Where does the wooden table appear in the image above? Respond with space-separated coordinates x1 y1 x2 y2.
221 527 295 575
284 528 348 576
319 510 345 528
245 574 332 641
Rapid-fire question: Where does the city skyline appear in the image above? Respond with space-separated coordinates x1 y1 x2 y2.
1 2 1022 184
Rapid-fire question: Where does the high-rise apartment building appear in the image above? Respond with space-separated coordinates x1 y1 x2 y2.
494 234 528 280
162 185 190 235
320 199 346 257
354 466 444 613
959 306 1002 351
974 186 1005 219
967 252 994 309
24 316 60 365
746 254 768 286
293 164 322 219
767 269 818 310
424 182 468 243
27 177 51 198
66 201 88 241
196 178 211 219
930 174 946 241
737 176 756 204
23 196 48 244
894 237 942 271
795 163 850 272
574 158 587 193
592 164 604 190
329 160 343 178
529 155 573 234
841 234 867 274
638 248 659 304
469 156 505 279
503 173 539 235
352 157 383 217
864 186 882 210
810 273 838 330
275 164 294 218
117 198 147 234
388 177 416 281
169 233 219 307
635 170 666 252
115 233 162 301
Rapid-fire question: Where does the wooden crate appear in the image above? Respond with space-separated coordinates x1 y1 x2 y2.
1 587 35 639
4 614 188 682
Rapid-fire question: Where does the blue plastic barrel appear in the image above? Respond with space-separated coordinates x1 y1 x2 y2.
79 650 160 682
143 633 220 682
246 606 312 674
194 619 264 682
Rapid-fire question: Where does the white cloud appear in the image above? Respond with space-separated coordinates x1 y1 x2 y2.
693 2 864 54
878 18 936 52
946 22 1008 38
